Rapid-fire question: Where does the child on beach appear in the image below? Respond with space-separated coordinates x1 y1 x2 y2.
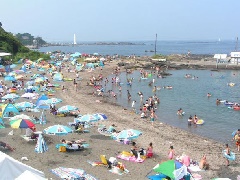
150 110 157 126
225 144 230 166
168 145 176 160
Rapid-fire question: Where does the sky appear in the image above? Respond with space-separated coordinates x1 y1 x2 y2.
1 0 240 42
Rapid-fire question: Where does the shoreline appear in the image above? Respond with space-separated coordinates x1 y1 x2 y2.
1 59 239 179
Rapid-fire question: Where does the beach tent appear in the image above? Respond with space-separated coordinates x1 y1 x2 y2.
20 65 27 72
0 117 4 125
0 151 45 179
53 73 63 81
15 170 47 180
1 104 20 118
35 94 49 109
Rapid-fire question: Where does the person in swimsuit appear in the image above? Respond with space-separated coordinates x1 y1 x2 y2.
225 144 231 166
168 145 176 160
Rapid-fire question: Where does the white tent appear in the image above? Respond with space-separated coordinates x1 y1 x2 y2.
0 151 45 179
15 170 47 180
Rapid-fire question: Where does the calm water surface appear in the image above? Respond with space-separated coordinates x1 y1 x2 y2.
104 69 240 143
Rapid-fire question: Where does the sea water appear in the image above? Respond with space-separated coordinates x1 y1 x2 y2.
39 40 236 56
104 69 240 143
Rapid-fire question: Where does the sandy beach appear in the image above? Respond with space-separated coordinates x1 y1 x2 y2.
1 59 240 180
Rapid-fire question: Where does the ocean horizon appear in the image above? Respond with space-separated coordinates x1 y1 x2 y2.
39 40 238 56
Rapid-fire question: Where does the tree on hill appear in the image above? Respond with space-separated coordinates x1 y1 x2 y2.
15 33 47 46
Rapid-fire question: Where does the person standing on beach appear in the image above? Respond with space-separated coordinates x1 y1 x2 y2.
224 144 231 166
234 130 240 151
150 110 157 126
132 100 136 112
168 145 176 160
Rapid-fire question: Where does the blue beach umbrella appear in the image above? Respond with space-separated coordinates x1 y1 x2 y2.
76 114 99 123
57 105 78 113
93 113 108 120
113 129 142 140
15 101 36 109
44 98 62 105
44 125 73 136
10 64 17 69
35 133 48 153
2 93 20 100
4 76 16 81
148 174 167 180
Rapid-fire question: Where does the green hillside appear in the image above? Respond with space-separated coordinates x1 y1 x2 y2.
0 26 49 62
0 26 29 55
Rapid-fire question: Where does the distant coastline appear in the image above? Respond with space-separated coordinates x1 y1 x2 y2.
45 42 145 47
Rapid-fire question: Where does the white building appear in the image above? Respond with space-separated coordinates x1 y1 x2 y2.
230 52 240 64
213 54 228 63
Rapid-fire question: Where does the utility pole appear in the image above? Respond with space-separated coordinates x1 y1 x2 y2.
154 33 157 55
236 37 239 65
235 37 238 51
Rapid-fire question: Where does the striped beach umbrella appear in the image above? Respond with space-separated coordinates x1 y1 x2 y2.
10 119 35 129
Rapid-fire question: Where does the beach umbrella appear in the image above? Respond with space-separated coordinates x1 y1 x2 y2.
9 114 32 121
39 110 47 125
43 98 62 105
153 160 188 180
57 105 78 113
0 124 5 129
10 64 17 69
26 80 35 86
13 69 25 74
35 78 44 83
21 92 39 99
148 174 167 180
113 129 142 140
15 75 24 80
35 134 48 153
2 93 20 100
10 119 35 129
43 125 73 136
15 102 36 109
93 113 108 120
4 76 16 81
76 114 99 123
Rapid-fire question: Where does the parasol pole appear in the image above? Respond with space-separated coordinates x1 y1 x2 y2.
145 169 153 177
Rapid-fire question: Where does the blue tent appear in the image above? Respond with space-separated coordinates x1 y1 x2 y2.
35 94 49 109
1 104 20 118
0 117 4 125
20 65 27 72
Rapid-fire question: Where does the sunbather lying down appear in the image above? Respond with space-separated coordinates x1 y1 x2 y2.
0 141 15 151
66 143 84 152
61 139 85 145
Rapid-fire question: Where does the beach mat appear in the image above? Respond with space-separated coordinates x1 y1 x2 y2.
109 167 129 175
117 152 146 163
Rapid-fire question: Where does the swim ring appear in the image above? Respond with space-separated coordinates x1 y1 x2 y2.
223 150 235 161
196 119 204 125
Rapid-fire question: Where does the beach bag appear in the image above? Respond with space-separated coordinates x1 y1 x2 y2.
59 146 66 152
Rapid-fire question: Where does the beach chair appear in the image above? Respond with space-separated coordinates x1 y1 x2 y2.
21 135 37 142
